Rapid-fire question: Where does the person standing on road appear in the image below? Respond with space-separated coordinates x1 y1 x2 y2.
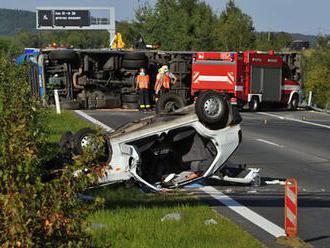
154 67 165 101
155 65 177 98
136 68 151 111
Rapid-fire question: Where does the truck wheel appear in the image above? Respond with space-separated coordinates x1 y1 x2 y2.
156 93 185 114
195 91 229 129
123 52 146 60
288 94 299 111
121 94 139 103
249 97 259 112
122 59 147 69
48 50 78 61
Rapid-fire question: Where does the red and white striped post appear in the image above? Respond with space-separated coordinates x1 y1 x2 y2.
285 178 298 237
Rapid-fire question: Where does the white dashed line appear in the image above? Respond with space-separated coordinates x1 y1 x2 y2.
256 139 284 148
74 110 114 132
258 112 330 129
201 186 286 238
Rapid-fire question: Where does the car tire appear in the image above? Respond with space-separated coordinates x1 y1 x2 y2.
156 93 185 114
73 128 97 155
73 128 111 163
122 59 147 70
121 94 139 103
48 50 78 61
249 96 259 112
288 94 299 111
195 91 229 129
123 52 146 60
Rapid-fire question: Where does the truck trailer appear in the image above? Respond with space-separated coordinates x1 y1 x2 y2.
23 48 301 111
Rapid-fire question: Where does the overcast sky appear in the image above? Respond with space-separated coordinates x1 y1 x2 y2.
0 0 329 35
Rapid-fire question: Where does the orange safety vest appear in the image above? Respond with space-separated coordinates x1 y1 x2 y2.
162 75 171 89
137 75 150 89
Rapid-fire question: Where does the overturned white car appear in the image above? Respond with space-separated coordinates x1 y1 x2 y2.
67 91 243 192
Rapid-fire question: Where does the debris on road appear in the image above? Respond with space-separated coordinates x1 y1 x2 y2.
265 180 286 185
204 219 218 225
161 213 183 222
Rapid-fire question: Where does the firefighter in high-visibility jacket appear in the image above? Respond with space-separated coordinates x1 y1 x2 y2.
155 65 177 97
136 68 151 110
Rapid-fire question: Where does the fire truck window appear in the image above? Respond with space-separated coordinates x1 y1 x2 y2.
282 63 292 79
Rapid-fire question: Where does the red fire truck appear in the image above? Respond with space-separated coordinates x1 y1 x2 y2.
191 51 301 111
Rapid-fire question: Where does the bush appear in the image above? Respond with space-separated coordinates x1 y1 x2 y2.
302 48 330 108
0 54 102 247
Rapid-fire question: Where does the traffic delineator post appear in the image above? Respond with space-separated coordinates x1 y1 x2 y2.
285 178 298 237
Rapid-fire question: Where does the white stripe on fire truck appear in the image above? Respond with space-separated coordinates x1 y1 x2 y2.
281 85 300 91
234 86 244 91
197 75 231 83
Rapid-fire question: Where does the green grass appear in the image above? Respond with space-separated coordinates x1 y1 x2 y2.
46 109 92 143
46 110 264 248
87 186 265 248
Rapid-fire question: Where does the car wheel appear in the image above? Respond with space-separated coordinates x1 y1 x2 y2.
195 91 229 129
156 93 185 114
48 50 78 61
249 96 259 112
288 94 299 111
73 128 111 163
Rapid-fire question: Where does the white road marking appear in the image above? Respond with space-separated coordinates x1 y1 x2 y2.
74 110 114 132
201 186 285 238
258 112 330 129
256 139 284 148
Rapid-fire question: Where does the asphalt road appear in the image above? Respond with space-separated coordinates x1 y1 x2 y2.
78 109 330 248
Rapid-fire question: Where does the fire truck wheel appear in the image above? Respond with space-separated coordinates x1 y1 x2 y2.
195 91 229 129
48 50 78 61
288 94 299 111
249 97 259 112
156 93 185 114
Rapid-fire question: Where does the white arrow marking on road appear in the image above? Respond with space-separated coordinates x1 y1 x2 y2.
201 186 286 238
258 112 330 129
256 139 284 148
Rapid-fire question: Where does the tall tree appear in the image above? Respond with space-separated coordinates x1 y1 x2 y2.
216 0 255 51
134 0 217 51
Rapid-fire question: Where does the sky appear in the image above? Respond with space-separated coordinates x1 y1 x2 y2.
0 0 329 35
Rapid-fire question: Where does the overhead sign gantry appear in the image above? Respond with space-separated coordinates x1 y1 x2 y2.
36 7 115 45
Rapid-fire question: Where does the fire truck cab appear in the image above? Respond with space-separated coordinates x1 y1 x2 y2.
191 51 301 111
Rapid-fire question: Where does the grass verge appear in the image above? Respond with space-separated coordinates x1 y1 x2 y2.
47 109 264 248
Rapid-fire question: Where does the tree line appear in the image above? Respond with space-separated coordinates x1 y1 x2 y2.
0 0 293 53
